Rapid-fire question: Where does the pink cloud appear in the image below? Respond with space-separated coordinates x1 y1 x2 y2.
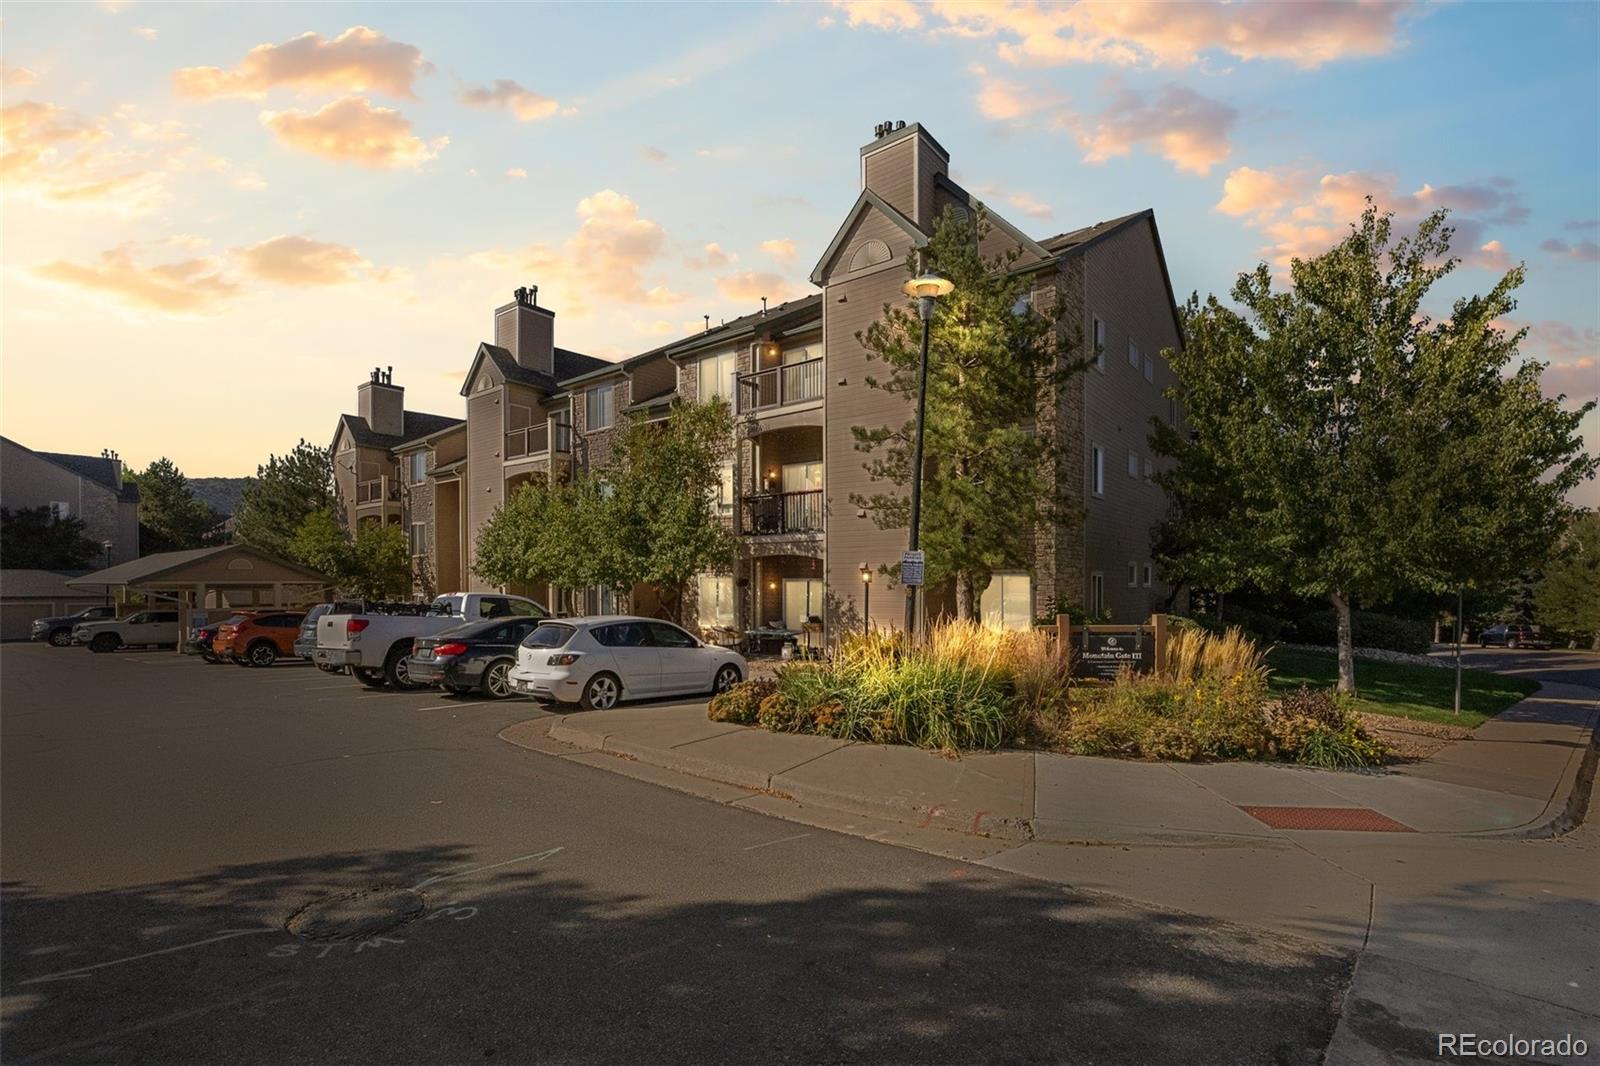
259 96 446 169
457 79 565 122
174 26 430 99
1539 237 1600 263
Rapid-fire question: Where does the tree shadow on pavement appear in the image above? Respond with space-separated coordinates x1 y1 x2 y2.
3 844 1356 1065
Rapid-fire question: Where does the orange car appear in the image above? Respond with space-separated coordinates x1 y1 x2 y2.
216 610 306 667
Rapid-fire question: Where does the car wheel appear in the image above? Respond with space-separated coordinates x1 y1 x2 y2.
47 628 73 648
713 663 742 694
89 633 120 653
1508 639 1519 649
383 646 422 690
353 666 387 689
248 641 278 667
580 672 621 710
480 659 515 700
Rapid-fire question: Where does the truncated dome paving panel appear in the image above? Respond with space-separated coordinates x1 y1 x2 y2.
1238 805 1416 832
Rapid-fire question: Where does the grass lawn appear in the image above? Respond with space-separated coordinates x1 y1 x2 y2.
1266 648 1540 729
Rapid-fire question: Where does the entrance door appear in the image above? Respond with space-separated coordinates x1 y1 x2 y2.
782 579 823 631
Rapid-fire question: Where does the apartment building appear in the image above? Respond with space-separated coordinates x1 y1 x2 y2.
1 436 140 564
331 121 1183 634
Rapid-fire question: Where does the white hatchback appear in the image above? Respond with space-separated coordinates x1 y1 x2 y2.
508 616 747 710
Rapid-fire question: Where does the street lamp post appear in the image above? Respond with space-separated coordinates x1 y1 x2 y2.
901 270 954 639
859 563 872 633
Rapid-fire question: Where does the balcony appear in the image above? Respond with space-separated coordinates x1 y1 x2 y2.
739 357 823 414
740 489 823 536
505 420 572 461
356 477 399 505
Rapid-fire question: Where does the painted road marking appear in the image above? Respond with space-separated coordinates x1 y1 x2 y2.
741 832 812 852
20 928 277 985
412 847 564 891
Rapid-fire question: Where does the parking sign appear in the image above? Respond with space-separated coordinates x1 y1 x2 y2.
900 550 925 587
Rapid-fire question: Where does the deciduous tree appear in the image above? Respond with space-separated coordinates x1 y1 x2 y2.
1537 512 1600 648
0 507 102 569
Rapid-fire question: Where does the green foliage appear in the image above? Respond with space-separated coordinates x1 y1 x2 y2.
1153 203 1596 693
1266 688 1385 769
852 205 1081 617
287 509 410 599
232 440 335 557
131 457 219 552
0 506 102 569
707 677 775 724
1536 512 1600 646
1290 610 1432 654
473 479 612 596
1266 647 1538 728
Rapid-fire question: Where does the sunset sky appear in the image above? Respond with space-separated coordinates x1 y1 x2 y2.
3 2 1596 505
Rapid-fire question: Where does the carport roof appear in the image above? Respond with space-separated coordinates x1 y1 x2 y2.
67 544 328 589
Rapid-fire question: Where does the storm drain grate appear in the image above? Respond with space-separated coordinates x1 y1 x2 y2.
1238 805 1416 832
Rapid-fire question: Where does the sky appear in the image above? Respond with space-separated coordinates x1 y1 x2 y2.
3 1 1597 505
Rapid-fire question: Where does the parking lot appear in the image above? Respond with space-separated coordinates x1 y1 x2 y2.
1 642 1354 1064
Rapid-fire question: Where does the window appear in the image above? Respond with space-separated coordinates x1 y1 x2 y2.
49 501 70 520
1127 450 1139 478
1143 563 1153 588
410 522 427 555
1089 572 1105 615
1143 458 1153 482
522 622 575 649
1127 561 1139 588
1011 292 1033 317
1168 396 1178 427
696 573 735 629
714 461 735 516
980 572 1032 631
782 578 824 631
696 350 736 404
585 383 615 430
407 451 427 484
848 239 892 272
1143 354 1154 382
1128 339 1140 368
1090 445 1105 496
1092 317 1106 371
591 585 619 614
646 621 697 648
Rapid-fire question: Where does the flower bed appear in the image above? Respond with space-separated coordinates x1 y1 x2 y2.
708 622 1388 768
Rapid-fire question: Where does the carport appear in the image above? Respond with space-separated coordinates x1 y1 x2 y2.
67 544 330 652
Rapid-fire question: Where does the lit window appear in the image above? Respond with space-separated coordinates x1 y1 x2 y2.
407 451 428 484
1092 317 1106 371
980 572 1032 631
1127 561 1139 587
1091 445 1105 495
697 350 736 404
714 460 735 516
696 573 734 629
586 384 615 430
1127 450 1139 478
1128 339 1140 368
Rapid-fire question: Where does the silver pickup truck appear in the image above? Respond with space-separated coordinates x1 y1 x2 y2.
314 592 546 689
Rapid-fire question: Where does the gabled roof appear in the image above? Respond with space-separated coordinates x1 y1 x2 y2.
933 173 1053 262
460 343 616 397
338 411 463 451
1041 209 1184 346
66 543 327 588
809 189 929 285
2 437 140 502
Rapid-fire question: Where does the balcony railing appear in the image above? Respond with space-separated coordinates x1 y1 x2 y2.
740 489 823 535
356 478 399 505
739 357 823 413
505 423 549 460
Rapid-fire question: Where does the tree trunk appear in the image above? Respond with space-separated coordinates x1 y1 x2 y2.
955 571 975 622
1591 632 1599 652
1330 590 1357 695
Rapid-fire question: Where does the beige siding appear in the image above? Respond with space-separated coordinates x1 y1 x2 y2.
1080 218 1182 621
825 208 915 285
0 438 138 564
629 352 676 403
465 388 504 589
862 138 914 219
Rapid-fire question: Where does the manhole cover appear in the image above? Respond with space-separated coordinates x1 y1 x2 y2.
286 886 427 941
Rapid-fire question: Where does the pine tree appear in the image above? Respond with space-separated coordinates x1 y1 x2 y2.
233 440 335 557
131 458 218 553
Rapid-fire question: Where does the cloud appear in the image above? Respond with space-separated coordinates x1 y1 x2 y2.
506 167 527 179
174 25 430 99
1217 165 1528 271
715 270 796 303
760 238 797 262
1539 236 1600 262
1073 83 1236 175
457 79 564 122
1563 218 1599 231
641 145 668 164
33 242 240 313
259 96 446 168
133 26 158 41
837 0 1414 70
684 242 736 270
233 235 373 285
1506 320 1599 413
2 65 39 87
0 99 173 213
694 145 745 160
970 181 1054 220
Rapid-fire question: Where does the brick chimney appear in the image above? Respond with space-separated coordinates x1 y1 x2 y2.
860 120 949 231
494 285 555 376
358 366 404 437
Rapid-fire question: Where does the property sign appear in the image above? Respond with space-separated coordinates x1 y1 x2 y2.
1073 628 1153 679
900 550 925 587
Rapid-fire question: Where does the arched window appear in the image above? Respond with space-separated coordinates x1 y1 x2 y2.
847 239 892 272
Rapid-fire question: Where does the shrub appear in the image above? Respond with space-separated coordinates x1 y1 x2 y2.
1291 610 1431 654
1061 672 1273 761
707 677 775 724
1266 686 1387 768
757 692 803 732
1162 625 1270 685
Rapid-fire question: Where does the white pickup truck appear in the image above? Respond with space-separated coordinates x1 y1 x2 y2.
314 592 546 689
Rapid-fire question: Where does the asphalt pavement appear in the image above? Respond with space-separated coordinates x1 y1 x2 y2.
1 643 1352 1064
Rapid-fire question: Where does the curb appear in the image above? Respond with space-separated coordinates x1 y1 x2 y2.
1469 701 1600 840
545 715 1034 842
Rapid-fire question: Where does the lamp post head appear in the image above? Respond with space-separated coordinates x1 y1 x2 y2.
904 272 952 322
859 564 872 584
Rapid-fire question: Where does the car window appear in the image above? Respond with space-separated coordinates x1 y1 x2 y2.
126 612 148 624
484 623 518 644
505 599 543 618
522 623 575 649
478 596 510 619
433 595 466 616
646 622 696 649
509 619 541 643
153 612 179 622
592 623 646 648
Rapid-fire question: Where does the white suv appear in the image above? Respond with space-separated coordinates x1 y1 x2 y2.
74 610 181 653
509 616 746 709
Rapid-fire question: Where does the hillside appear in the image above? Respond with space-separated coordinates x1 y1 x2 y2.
189 477 251 519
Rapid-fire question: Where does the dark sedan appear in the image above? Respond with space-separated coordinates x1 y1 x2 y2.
405 616 545 699
31 605 117 647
